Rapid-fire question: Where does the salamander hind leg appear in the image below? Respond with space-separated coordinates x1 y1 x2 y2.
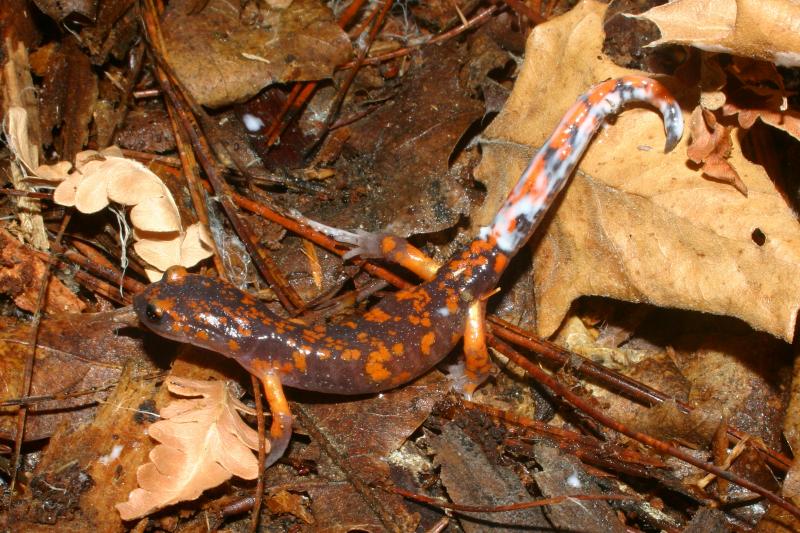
450 300 492 401
258 370 294 467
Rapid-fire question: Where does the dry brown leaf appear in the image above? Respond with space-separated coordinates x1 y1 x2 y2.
722 90 800 142
0 228 85 314
161 0 351 107
474 0 800 341
635 0 800 67
266 490 314 524
687 106 746 195
116 377 260 521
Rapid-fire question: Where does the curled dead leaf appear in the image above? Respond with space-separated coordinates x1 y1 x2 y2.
475 0 800 341
722 82 800 142
134 226 214 281
687 106 746 195
635 0 800 67
116 377 260 521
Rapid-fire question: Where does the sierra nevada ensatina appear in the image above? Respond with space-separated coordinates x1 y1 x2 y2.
135 76 684 467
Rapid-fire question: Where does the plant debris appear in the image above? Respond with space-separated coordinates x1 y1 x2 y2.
3 0 800 530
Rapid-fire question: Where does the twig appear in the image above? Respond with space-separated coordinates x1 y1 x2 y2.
337 6 500 70
487 336 800 519
390 486 639 513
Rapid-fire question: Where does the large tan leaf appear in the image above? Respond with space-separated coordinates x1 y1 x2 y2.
474 0 800 341
116 377 260 521
635 0 800 67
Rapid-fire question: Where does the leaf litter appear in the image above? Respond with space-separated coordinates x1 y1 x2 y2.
3 0 800 530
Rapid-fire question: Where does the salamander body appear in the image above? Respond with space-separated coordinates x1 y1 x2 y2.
135 76 683 465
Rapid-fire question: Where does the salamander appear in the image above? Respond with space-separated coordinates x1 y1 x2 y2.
134 76 683 466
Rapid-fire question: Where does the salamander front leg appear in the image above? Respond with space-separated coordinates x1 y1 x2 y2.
457 300 493 400
258 371 293 468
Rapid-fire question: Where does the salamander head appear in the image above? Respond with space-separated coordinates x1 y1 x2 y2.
134 266 260 357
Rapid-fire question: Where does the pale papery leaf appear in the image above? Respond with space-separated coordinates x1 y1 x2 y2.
106 158 169 206
179 223 214 267
146 447 187 478
133 233 182 272
115 377 260 520
6 107 38 171
52 173 85 207
144 267 165 282
130 196 182 232
474 0 800 341
37 146 208 277
33 161 73 182
634 0 800 67
75 157 108 176
73 168 111 213
166 377 220 396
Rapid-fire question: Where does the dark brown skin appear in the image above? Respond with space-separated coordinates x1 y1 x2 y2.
133 238 503 395
134 77 683 465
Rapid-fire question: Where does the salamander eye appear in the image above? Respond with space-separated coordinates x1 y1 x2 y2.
145 303 164 322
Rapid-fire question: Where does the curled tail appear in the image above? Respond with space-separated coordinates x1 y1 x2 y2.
481 76 684 255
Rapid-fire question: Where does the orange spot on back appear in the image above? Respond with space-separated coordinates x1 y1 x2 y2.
292 351 307 373
342 349 361 361
364 307 392 323
421 332 436 356
366 345 392 382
